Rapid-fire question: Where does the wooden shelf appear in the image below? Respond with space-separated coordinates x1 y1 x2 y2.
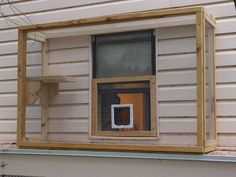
26 75 77 105
27 75 77 83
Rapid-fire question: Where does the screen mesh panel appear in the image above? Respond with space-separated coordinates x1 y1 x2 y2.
97 81 151 132
93 30 155 78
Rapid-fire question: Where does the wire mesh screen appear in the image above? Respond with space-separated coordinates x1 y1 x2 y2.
93 30 155 78
97 81 151 132
205 22 216 140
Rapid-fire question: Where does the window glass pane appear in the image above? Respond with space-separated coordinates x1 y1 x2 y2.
94 30 155 78
97 81 151 131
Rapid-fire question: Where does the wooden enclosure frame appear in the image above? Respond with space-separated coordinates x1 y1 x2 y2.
17 6 216 153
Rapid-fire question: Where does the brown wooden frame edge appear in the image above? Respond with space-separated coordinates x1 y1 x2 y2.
18 6 204 31
17 141 205 153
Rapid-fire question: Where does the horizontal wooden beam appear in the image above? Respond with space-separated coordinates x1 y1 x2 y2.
17 141 204 153
19 6 204 31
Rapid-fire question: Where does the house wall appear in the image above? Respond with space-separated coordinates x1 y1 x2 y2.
0 0 235 148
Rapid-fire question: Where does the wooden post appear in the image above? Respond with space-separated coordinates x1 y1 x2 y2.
212 27 217 141
17 30 27 143
41 40 49 141
196 10 206 147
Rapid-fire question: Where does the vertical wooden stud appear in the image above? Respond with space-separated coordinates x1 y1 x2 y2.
17 30 27 143
206 23 216 141
212 27 217 141
91 80 98 136
41 40 49 141
150 76 157 136
196 10 206 147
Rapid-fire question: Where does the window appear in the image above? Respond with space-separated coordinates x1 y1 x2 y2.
91 30 157 137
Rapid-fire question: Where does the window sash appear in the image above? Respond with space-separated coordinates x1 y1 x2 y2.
91 76 157 137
